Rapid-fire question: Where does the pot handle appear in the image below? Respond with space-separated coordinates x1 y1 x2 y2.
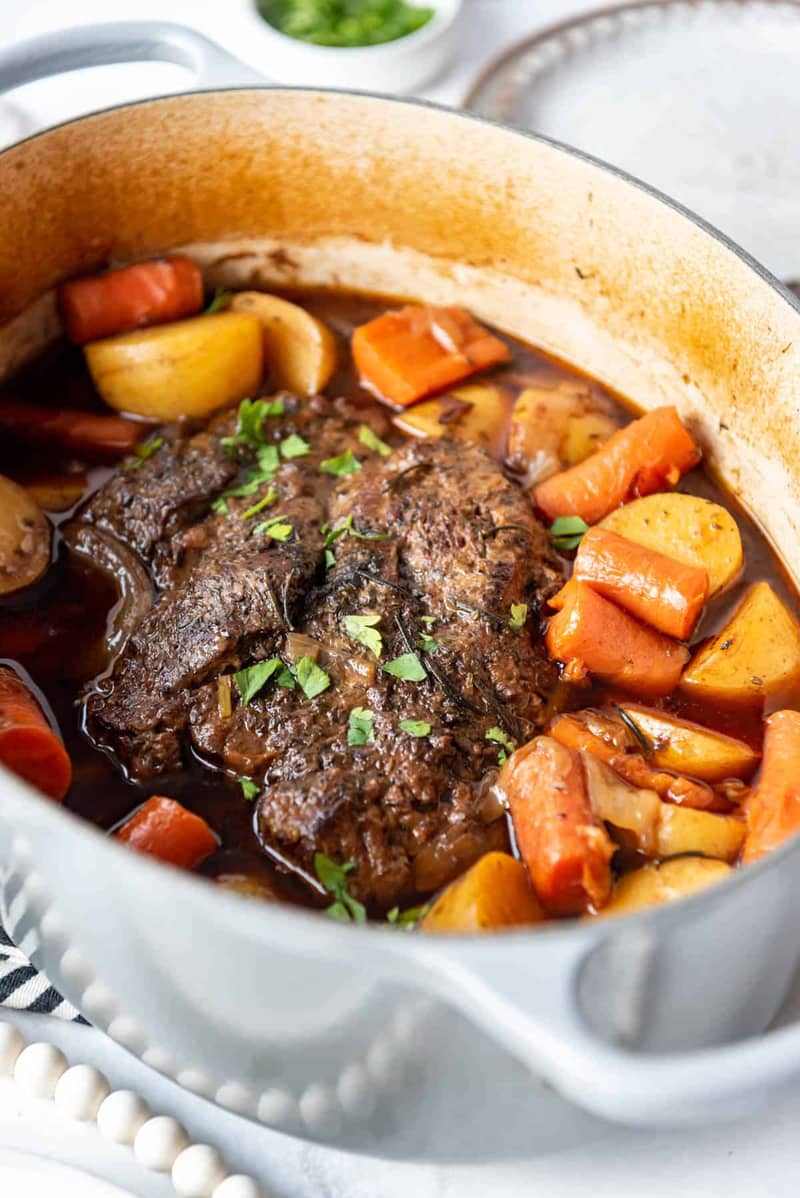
0 20 264 96
415 930 800 1126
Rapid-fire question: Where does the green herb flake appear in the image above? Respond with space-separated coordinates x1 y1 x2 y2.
399 719 431 738
259 0 434 49
295 655 331 699
418 633 439 654
387 903 428 930
509 602 528 631
253 515 293 542
343 613 383 659
203 288 232 315
323 513 387 545
130 436 164 466
549 516 590 551
314 852 366 924
325 548 336 569
277 666 296 689
256 444 281 474
280 433 311 460
235 657 283 706
358 423 392 458
486 725 516 765
320 448 362 477
241 487 277 520
348 706 375 746
221 397 285 453
239 776 260 800
420 615 436 627
383 653 426 682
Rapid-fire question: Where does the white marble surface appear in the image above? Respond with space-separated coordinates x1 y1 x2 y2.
2 1 800 1194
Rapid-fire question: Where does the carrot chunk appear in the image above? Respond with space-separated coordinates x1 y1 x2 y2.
742 710 800 863
352 304 510 406
115 796 217 870
0 399 143 461
549 711 725 812
534 406 701 524
59 256 204 345
0 666 71 800
574 526 708 639
498 736 614 914
546 580 688 696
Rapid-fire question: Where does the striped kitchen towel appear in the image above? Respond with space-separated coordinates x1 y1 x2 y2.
0 923 82 1021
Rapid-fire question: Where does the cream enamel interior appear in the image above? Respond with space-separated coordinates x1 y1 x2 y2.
2 89 800 581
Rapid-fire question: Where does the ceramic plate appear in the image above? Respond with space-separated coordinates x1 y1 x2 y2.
465 0 800 280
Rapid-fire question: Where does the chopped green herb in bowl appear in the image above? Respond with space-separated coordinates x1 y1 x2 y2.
258 0 435 47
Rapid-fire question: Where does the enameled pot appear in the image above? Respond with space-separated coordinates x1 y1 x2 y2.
2 22 800 1154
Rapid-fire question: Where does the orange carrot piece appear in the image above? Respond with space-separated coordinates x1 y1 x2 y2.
0 399 143 461
0 666 71 800
546 580 688 697
742 710 800 863
549 712 726 812
352 304 510 406
534 406 701 524
498 736 614 914
59 256 204 345
115 796 217 870
574 526 709 639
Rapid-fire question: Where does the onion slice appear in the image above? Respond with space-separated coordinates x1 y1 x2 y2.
62 522 152 671
581 751 661 856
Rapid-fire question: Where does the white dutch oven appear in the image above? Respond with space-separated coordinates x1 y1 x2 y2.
1 22 800 1152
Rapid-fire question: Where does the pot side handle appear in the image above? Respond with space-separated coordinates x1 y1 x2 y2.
411 928 800 1126
0 20 264 96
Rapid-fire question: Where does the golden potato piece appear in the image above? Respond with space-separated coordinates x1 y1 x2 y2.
601 857 731 917
230 291 336 396
681 581 800 706
618 704 759 782
85 311 263 420
393 382 508 457
600 492 743 598
421 851 545 934
0 475 51 596
655 804 745 862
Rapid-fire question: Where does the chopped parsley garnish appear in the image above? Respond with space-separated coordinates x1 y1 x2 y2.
418 632 439 654
256 444 281 474
486 725 515 765
253 514 293 542
239 776 260 800
509 602 528 630
387 903 428 930
221 397 285 452
399 719 431 738
343 613 383 659
348 706 375 746
383 653 426 682
294 656 331 699
549 516 589 551
277 666 296 688
324 548 336 569
280 433 310 459
211 445 281 514
241 488 277 520
203 288 232 315
358 424 392 458
320 448 361 477
131 436 164 465
235 657 283 705
420 615 436 627
314 853 366 924
322 512 388 550
259 0 434 49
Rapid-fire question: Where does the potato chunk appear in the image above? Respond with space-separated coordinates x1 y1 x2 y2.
681 581 800 706
85 311 263 420
617 704 759 782
655 804 745 862
600 492 742 597
393 382 508 457
421 851 545 933
600 857 731 917
229 292 336 396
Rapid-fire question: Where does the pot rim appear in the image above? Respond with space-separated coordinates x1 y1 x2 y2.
3 83 799 957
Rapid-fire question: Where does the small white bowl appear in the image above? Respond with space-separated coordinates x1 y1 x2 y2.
234 0 463 93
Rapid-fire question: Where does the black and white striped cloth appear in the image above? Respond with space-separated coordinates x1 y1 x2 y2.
0 922 82 1020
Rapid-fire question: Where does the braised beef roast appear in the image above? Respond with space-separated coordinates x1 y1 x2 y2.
79 396 563 906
